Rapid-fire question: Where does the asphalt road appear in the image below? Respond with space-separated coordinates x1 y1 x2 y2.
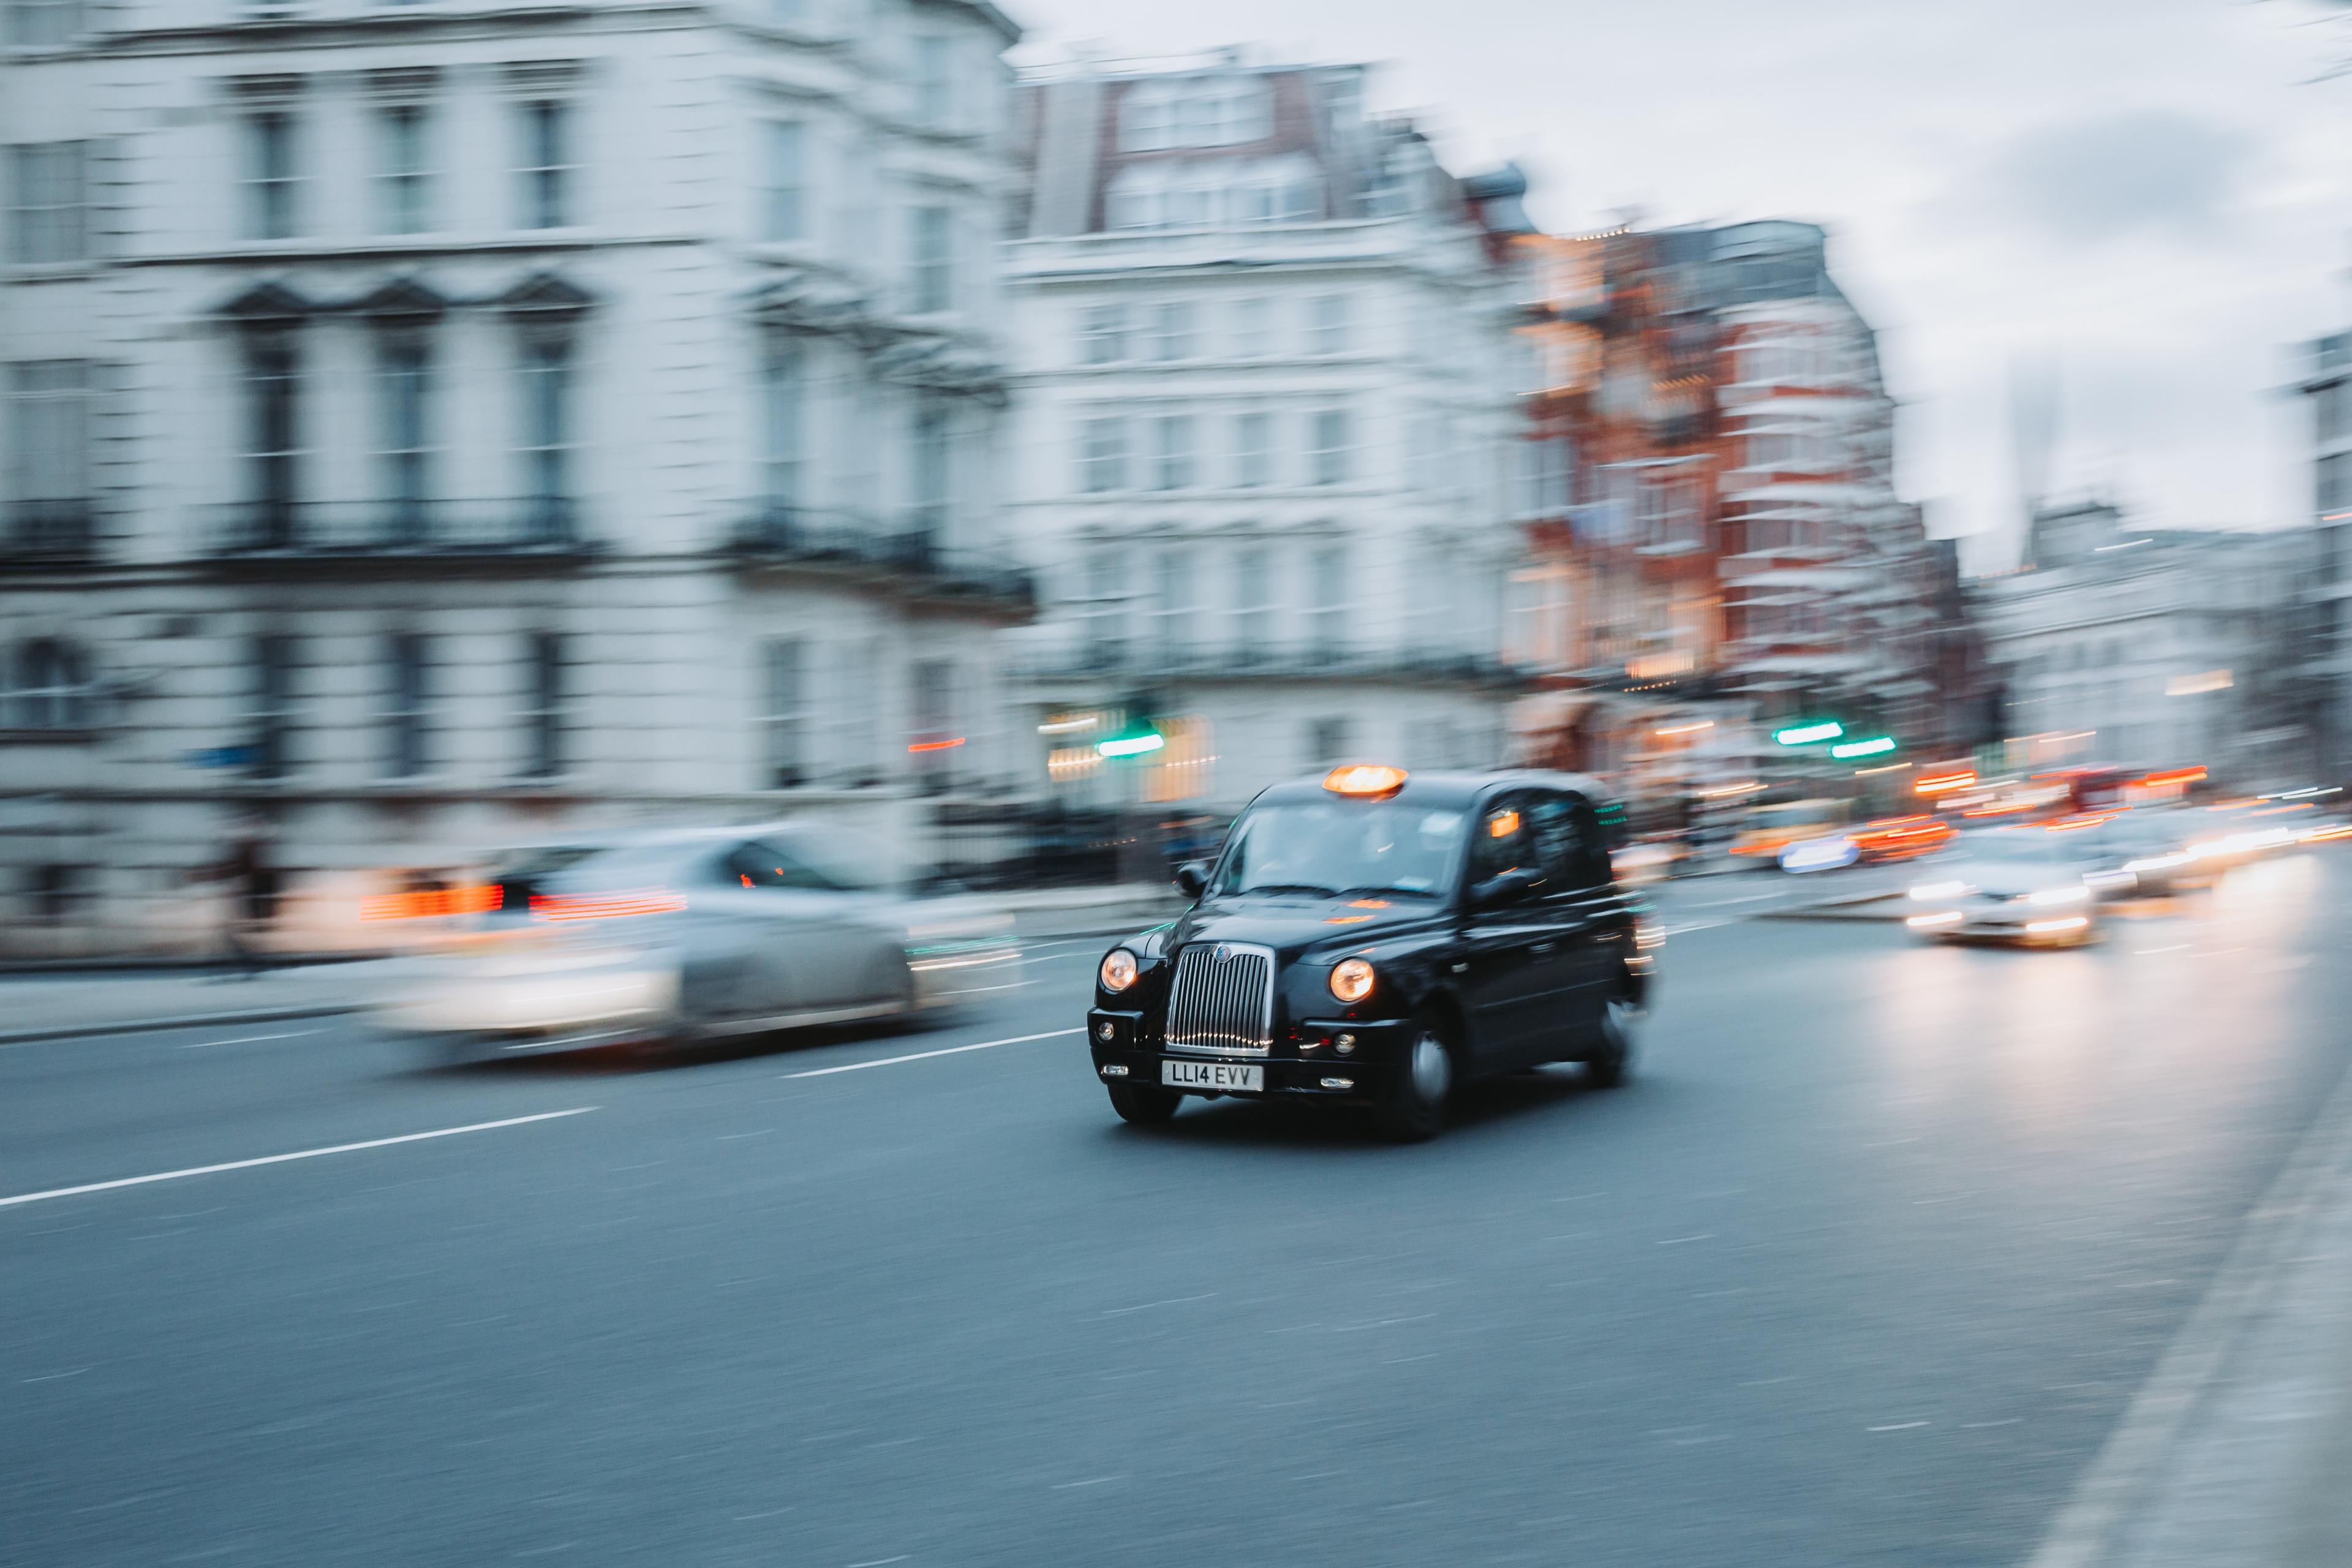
4 851 2348 1567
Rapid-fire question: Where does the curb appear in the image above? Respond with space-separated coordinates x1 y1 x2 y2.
0 1002 363 1048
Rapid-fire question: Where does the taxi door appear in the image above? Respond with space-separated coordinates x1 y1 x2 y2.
1458 793 1551 1067
1525 791 1615 1059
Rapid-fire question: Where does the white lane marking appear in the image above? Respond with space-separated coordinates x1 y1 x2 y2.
1051 1476 1126 1489
0 1108 597 1210
783 1028 1083 1079
1102 1292 1218 1317
22 1366 92 1382
1690 892 1785 909
180 1029 322 1049
845 1558 910 1567
1870 1421 1931 1432
2136 944 2192 956
1656 1234 1715 1245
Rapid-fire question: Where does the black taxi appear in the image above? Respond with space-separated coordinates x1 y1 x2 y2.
1088 765 1660 1140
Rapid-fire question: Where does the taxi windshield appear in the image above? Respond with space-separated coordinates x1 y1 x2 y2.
1209 801 1465 900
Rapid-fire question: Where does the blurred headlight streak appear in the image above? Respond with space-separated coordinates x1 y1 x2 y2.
2026 917 2090 935
2029 886 2092 906
1907 911 1963 929
1910 881 1969 900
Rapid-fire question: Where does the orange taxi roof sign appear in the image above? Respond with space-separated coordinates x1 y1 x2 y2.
1324 764 1409 797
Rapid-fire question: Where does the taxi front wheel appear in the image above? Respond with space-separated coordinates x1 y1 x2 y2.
1107 1081 1183 1126
1587 998 1638 1089
1375 1017 1456 1143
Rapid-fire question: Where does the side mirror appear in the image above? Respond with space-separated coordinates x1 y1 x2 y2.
1173 861 1208 900
1470 867 1542 909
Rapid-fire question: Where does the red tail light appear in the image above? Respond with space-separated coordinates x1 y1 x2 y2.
527 889 689 922
361 884 502 922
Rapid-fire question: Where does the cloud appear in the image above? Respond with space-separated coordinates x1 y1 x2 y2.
1970 109 2255 247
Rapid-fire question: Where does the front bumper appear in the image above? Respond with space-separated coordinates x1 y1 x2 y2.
1086 1009 1414 1104
1909 906 2094 944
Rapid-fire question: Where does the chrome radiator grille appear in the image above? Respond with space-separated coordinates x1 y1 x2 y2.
1164 943 1274 1056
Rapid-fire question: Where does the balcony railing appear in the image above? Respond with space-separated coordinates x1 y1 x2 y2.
4 502 99 565
203 499 595 560
1015 643 1534 689
728 505 1035 611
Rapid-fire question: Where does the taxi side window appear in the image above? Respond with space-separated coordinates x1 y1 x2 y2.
724 841 835 891
1468 795 1539 886
1529 793 1599 893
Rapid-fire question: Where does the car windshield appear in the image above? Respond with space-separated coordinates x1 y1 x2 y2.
763 826 907 893
1966 834 2092 867
1210 801 1466 899
503 842 698 894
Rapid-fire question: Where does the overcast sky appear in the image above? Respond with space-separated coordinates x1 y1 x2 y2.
1004 0 2352 570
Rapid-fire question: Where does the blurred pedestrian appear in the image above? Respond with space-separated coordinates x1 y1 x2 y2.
193 833 276 981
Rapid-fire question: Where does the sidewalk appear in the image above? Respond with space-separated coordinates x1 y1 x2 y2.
2026 1053 2352 1568
0 962 398 1046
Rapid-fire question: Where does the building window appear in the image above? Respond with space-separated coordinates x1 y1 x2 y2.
761 343 804 515
7 141 87 264
1151 413 1194 491
2321 451 2352 519
1231 296 1270 356
1309 407 1350 486
1231 545 1270 661
1156 545 1194 649
385 633 430 779
249 633 295 780
7 360 91 547
911 401 949 534
12 636 90 729
1151 301 1196 362
1309 544 1346 657
518 333 574 530
243 333 301 539
760 637 809 788
522 631 565 780
1080 303 1127 366
518 99 571 230
376 104 432 234
245 110 300 240
911 34 953 129
6 2 83 47
376 333 432 525
908 205 952 312
762 120 802 243
1309 294 1350 355
1307 716 1349 767
1079 416 1126 493
2319 380 2350 447
909 658 955 791
1084 551 1128 666
1234 410 1271 488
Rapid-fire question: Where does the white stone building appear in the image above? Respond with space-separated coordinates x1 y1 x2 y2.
998 55 1531 812
1969 501 2313 783
0 0 1032 956
2297 329 2351 777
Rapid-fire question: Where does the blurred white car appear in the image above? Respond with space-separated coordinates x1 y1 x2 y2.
1903 831 2108 946
378 824 1016 1062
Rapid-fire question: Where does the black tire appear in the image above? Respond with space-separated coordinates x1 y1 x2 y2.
1586 997 1638 1089
1375 1014 1457 1143
1107 1081 1183 1126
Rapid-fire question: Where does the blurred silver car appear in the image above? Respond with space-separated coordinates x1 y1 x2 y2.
1903 830 2106 946
379 824 1016 1062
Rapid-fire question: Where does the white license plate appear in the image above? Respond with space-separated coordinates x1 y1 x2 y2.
1164 1059 1264 1092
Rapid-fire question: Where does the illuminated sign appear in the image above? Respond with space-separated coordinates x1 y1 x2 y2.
1831 737 1896 760
1773 721 1844 747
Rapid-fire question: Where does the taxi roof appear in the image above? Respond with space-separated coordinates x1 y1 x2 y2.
1250 767 1617 812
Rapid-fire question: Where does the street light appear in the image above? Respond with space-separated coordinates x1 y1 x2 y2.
1774 721 1844 747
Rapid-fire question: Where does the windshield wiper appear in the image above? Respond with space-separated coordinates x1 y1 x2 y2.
1232 883 1340 899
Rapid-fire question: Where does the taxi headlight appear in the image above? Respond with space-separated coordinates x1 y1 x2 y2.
2028 884 2090 906
1098 948 1139 993
1329 957 1376 1004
